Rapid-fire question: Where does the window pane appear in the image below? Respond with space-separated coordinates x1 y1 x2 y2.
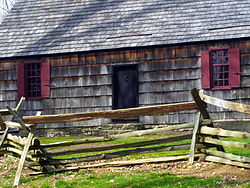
25 63 42 98
211 49 230 88
217 50 223 56
224 50 228 56
224 65 229 71
213 73 218 79
224 80 229 86
212 51 217 56
212 57 217 64
218 73 224 79
223 57 228 64
217 58 222 64
213 67 219 72
224 73 229 79
219 80 223 86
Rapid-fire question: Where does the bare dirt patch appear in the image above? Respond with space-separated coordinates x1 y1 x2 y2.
46 143 116 153
1 154 249 185
84 161 250 183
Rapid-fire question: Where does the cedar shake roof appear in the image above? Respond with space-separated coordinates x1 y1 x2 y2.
0 0 250 58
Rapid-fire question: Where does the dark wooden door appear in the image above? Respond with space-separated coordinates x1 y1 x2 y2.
113 65 138 113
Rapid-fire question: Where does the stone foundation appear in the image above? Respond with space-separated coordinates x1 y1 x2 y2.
20 121 250 137
30 123 144 137
213 120 250 133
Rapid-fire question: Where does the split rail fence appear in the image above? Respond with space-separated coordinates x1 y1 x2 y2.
0 89 249 186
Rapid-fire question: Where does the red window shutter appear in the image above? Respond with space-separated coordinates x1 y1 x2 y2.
201 50 211 89
229 48 240 88
40 61 50 98
17 63 25 99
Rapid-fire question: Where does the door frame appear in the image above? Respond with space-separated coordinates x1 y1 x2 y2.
112 64 139 111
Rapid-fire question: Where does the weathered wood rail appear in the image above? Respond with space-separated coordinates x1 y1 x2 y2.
23 101 198 124
0 89 250 186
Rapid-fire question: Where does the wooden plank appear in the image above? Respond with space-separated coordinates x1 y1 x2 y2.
0 127 9 148
200 92 250 114
15 97 25 112
201 137 250 150
12 96 25 121
190 88 209 119
35 143 207 166
139 80 199 93
6 147 37 162
205 155 250 168
139 92 193 104
6 140 24 150
0 108 15 116
0 114 6 130
0 150 7 156
189 111 202 163
30 154 205 175
5 121 34 130
140 68 200 82
51 86 111 98
200 126 250 139
38 135 192 158
23 102 198 124
139 59 199 72
201 149 250 163
33 110 61 172
213 118 250 122
190 88 225 152
38 122 195 149
14 132 34 187
6 106 31 133
7 134 28 146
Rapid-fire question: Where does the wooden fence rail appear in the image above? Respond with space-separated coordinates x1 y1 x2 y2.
1 89 250 187
199 127 250 168
23 101 198 124
37 122 195 149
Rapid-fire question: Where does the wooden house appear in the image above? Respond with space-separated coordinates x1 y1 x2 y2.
0 0 250 135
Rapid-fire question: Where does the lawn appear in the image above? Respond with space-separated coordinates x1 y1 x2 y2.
0 135 250 187
38 134 192 160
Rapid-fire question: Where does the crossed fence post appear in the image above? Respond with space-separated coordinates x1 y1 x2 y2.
188 88 225 164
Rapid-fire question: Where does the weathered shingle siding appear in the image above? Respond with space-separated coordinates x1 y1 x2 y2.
1 0 250 58
0 60 18 116
1 40 250 128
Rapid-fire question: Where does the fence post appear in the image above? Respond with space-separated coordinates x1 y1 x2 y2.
0 114 6 130
6 106 30 133
0 127 9 148
6 106 34 187
188 111 201 163
190 88 225 152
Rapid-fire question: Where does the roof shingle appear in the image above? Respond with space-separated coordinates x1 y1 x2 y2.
1 0 250 58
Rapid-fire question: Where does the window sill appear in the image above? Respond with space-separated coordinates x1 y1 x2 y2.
25 97 48 100
211 86 232 90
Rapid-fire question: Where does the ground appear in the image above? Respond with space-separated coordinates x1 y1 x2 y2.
1 154 249 187
81 160 250 183
40 138 250 183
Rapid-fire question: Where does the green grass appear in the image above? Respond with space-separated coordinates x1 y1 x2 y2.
50 172 221 188
1 170 247 188
18 171 250 188
1 135 250 187
38 135 250 159
222 137 250 158
39 134 191 159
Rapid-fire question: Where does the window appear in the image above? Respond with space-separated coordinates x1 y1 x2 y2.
17 61 50 100
201 48 240 90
